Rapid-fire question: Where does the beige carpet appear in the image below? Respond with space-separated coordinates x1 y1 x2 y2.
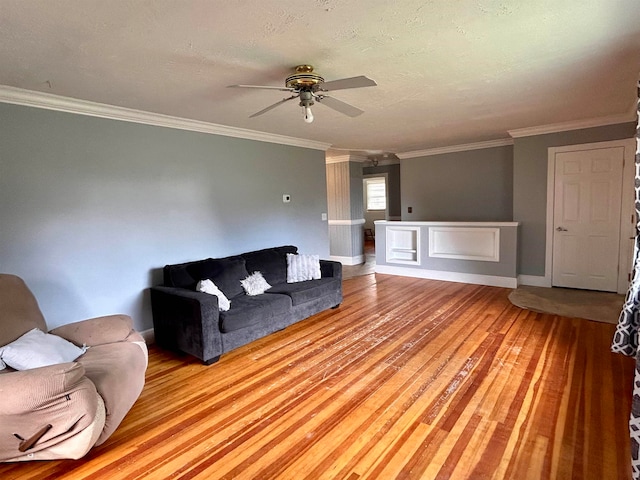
508 286 625 325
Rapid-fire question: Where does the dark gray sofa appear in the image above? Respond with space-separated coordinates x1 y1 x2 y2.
150 245 342 364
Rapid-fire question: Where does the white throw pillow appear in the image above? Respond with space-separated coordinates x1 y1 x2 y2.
287 253 321 283
0 328 88 371
241 271 272 296
196 279 231 311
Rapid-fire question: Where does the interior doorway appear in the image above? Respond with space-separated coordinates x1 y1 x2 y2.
546 138 636 294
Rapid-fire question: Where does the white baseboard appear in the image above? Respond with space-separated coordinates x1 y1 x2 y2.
330 255 365 266
140 328 155 345
517 275 551 287
375 265 517 288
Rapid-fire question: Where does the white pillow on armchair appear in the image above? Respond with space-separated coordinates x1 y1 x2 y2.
0 328 88 371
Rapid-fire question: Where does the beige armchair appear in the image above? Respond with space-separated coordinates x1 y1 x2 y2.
0 274 147 462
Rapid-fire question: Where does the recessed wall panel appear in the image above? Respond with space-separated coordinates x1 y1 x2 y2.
428 227 500 262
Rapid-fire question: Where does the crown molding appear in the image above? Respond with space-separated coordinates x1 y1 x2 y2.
508 110 636 138
325 155 351 164
0 85 331 151
325 154 369 164
397 138 514 159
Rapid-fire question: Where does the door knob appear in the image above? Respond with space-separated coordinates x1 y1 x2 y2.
556 226 568 232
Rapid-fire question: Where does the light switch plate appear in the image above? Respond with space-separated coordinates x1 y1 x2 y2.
283 194 291 203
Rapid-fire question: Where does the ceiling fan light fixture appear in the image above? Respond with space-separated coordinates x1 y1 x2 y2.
303 106 314 123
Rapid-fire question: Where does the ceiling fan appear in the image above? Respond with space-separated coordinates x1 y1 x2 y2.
229 65 376 123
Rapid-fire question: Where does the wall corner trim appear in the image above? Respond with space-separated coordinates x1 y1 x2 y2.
0 85 332 151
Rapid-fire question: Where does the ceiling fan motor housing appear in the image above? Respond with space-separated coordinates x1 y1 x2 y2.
299 90 314 107
286 65 324 90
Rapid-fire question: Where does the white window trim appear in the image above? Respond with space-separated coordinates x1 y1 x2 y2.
364 176 387 212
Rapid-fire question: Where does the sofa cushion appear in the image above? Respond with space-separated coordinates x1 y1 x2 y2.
163 256 249 298
242 246 298 286
202 257 249 299
163 258 212 289
267 278 341 306
218 293 292 333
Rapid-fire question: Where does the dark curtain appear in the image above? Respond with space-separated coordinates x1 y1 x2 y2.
612 78 640 478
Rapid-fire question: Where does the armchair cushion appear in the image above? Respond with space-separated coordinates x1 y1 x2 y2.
0 362 101 460
0 275 46 346
77 341 147 445
0 328 87 371
50 314 135 347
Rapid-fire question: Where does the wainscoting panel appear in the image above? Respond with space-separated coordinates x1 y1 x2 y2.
429 227 500 262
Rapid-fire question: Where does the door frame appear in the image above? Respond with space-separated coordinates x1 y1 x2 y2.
545 138 636 294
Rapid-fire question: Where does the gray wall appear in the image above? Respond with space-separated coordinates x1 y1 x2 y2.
0 103 329 331
400 145 514 221
513 122 636 276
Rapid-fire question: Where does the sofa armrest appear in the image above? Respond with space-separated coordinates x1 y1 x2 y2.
50 314 135 347
0 362 100 460
320 259 342 280
150 286 223 364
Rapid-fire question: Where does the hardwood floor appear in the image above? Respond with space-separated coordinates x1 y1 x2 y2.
1 274 634 479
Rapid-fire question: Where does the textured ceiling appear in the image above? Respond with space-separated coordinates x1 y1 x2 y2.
0 0 639 156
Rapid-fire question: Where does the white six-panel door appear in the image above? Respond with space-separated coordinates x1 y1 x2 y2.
551 146 624 291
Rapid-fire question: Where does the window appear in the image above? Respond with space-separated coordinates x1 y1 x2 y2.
365 177 387 211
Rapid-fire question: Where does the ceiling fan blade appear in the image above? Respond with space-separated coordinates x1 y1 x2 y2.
316 96 364 117
249 95 299 118
229 84 294 92
318 75 377 92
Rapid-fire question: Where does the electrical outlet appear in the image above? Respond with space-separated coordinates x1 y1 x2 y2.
408 206 413 213
321 213 327 221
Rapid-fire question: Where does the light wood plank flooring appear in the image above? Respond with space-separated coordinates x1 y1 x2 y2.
0 274 634 479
